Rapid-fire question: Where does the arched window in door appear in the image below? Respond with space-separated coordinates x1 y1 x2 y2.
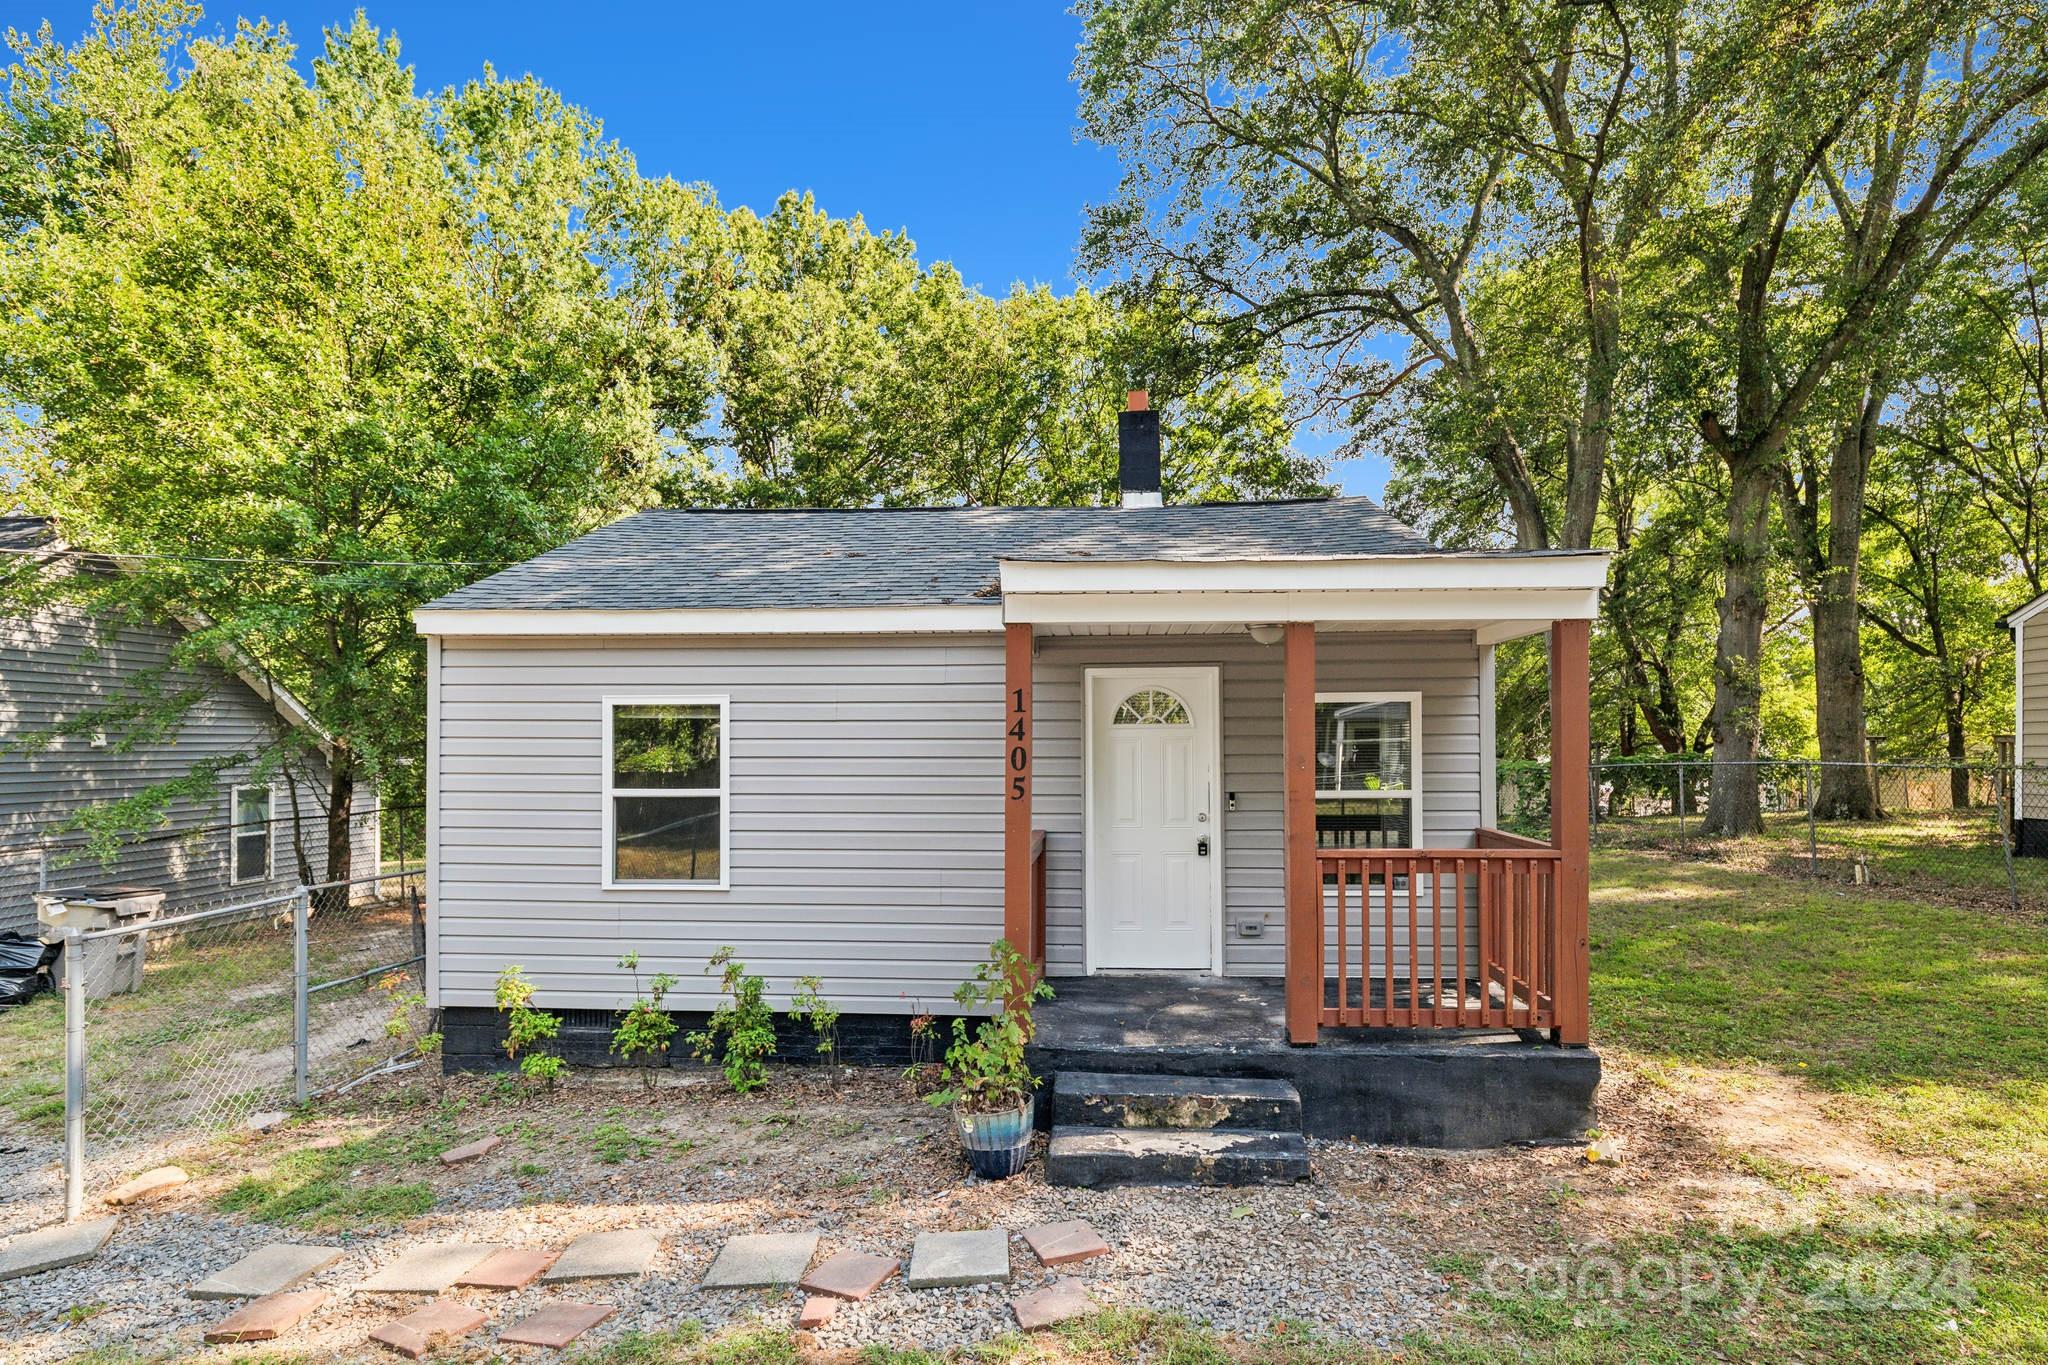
1112 688 1191 726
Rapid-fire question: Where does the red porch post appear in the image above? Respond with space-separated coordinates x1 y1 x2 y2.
1003 622 1035 964
1549 617 1592 1045
1283 622 1319 1044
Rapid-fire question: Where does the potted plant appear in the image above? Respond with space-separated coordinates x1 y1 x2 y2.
927 939 1053 1179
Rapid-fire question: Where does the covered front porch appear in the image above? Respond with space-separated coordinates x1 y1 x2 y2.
994 552 1601 1053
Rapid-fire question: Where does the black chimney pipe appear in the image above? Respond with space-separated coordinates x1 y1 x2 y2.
1118 389 1161 508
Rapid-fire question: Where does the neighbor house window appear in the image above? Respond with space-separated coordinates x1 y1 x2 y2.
603 697 728 888
1314 693 1421 850
230 784 272 884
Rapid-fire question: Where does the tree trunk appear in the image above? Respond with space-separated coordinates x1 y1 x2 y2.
321 751 354 916
1813 381 1885 818
1947 707 1970 809
1704 457 1771 835
1561 276 1620 550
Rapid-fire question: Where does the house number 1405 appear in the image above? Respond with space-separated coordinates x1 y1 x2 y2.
1008 687 1028 800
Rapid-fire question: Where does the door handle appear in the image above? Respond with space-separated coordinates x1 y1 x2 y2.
1196 837 1211 857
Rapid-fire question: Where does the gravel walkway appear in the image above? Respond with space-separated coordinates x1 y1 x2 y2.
1 1071 1455 1361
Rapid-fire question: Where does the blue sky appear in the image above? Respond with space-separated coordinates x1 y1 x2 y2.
13 2 1386 495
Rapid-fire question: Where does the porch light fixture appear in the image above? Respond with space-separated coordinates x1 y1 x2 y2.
1246 623 1285 646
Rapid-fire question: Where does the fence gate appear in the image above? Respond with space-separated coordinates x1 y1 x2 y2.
298 868 429 1102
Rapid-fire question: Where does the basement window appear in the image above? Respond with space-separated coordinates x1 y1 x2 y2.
603 697 728 889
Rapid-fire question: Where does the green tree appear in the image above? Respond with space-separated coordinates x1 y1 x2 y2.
1689 4 2048 833
0 4 703 876
1076 0 1752 550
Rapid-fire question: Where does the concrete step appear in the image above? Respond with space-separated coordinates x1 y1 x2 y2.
1053 1071 1301 1132
1045 1125 1311 1188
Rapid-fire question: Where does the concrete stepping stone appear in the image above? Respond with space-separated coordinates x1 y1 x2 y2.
361 1242 502 1294
456 1246 559 1290
906 1229 1010 1288
800 1250 900 1301
1013 1277 1093 1331
499 1302 615 1348
543 1228 659 1282
106 1166 188 1206
797 1294 839 1329
370 1298 487 1358
1020 1219 1111 1267
190 1243 342 1299
702 1232 819 1289
0 1216 117 1282
438 1135 502 1165
204 1288 328 1343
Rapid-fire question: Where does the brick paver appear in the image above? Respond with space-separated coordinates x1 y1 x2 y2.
203 1289 328 1343
800 1250 900 1302
1020 1219 1111 1267
369 1299 487 1359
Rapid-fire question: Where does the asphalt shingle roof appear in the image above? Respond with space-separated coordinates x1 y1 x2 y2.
0 516 54 554
423 496 1455 612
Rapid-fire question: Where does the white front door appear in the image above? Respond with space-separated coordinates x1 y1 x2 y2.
1086 668 1221 972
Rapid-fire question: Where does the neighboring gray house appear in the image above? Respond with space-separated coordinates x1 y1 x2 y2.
413 398 1608 1082
2007 589 2048 856
1 517 377 933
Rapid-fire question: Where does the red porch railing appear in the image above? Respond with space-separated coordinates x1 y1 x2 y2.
1314 835 1566 1031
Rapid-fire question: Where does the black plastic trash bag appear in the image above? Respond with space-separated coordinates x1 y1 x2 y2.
0 931 57 1008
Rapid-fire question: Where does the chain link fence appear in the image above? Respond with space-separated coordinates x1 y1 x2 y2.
1499 758 2048 918
3 804 420 937
0 864 427 1222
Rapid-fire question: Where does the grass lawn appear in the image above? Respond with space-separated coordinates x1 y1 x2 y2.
1594 808 2048 914
1408 849 2047 1364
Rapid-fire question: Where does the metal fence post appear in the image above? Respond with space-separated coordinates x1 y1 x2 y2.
292 887 310 1106
1808 760 1819 874
1675 759 1687 854
62 926 86 1223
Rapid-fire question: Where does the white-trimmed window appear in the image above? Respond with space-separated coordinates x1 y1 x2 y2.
230 783 273 884
1313 692 1421 849
602 696 729 889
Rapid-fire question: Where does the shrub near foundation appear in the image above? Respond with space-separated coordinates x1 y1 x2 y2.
687 947 775 1093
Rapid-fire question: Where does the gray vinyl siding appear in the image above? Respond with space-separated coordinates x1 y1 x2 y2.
2024 618 2048 818
0 602 372 933
1031 631 1482 978
431 635 1006 1012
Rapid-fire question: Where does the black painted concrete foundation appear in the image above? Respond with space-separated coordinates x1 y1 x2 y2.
439 1005 964 1074
1025 974 1599 1148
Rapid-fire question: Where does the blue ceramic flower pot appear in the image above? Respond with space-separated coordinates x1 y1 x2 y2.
955 1097 1035 1179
